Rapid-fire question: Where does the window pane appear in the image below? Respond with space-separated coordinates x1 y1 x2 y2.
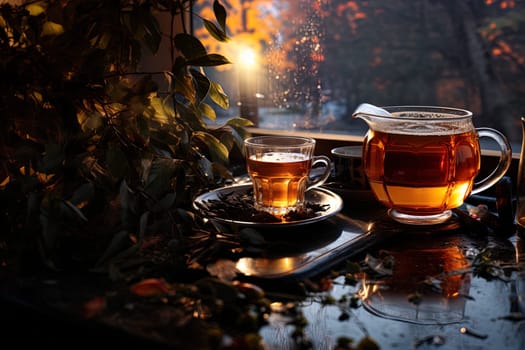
195 0 525 149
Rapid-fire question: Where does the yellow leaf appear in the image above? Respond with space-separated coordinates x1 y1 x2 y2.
36 172 54 184
19 166 35 176
25 3 46 17
150 96 169 123
0 176 10 188
42 21 64 37
199 102 217 121
77 109 103 132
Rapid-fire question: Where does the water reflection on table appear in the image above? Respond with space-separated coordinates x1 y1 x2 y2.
361 240 471 325
253 200 525 350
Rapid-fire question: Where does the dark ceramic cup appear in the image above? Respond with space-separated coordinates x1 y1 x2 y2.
330 145 370 190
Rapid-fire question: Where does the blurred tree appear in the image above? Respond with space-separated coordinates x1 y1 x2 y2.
195 0 525 142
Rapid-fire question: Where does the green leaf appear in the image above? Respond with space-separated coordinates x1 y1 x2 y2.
106 147 130 179
219 129 242 152
172 63 197 104
119 181 133 211
209 80 229 109
41 143 63 173
175 208 196 226
213 0 227 31
199 102 217 121
173 167 188 205
226 117 254 128
149 96 171 123
69 183 95 207
150 193 176 213
41 21 64 37
130 74 158 95
79 110 103 131
219 132 234 150
91 32 112 50
212 162 234 180
26 192 41 230
203 19 230 42
186 53 231 67
226 125 250 155
190 68 211 104
150 130 181 152
176 100 207 130
193 131 229 164
60 200 88 222
95 230 134 267
144 158 177 198
174 33 207 60
197 156 214 181
138 211 149 239
136 115 151 141
139 7 161 54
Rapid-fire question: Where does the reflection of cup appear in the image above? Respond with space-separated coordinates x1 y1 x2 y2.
330 146 369 190
361 245 471 325
353 105 512 225
244 136 331 217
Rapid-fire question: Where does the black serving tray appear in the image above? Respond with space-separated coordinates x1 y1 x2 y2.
233 200 464 281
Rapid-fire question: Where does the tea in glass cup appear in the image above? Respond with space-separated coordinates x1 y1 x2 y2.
244 136 331 217
353 105 512 225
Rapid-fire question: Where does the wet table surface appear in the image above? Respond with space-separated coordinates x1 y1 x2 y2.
1 186 524 349
236 188 525 350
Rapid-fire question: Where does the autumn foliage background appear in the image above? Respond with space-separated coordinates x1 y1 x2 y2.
196 0 525 143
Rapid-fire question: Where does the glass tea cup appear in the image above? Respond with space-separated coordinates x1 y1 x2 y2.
244 136 331 217
353 104 512 225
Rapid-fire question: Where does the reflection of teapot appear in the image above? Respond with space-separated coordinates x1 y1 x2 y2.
360 241 471 325
353 104 512 225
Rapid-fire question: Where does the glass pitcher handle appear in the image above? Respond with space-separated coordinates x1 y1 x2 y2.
515 117 525 228
307 155 332 190
471 127 512 195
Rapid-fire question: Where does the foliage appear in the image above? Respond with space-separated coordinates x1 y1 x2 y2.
0 0 253 272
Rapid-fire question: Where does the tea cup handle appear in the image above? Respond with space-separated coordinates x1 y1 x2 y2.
471 127 512 195
307 155 332 190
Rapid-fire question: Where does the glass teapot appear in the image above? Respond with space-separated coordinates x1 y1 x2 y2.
353 104 512 225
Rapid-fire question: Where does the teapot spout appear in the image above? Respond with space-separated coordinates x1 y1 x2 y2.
352 103 391 123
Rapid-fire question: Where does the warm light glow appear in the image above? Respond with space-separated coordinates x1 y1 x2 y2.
238 46 257 68
270 302 284 312
236 256 297 276
359 278 372 300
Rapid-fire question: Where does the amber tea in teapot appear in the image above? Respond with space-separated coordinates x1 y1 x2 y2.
366 130 479 213
353 104 512 225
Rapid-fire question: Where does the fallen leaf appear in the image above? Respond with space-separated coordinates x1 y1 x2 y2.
130 278 172 297
82 296 106 318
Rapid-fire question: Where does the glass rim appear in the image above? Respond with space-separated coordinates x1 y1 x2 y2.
244 135 316 148
382 105 473 120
